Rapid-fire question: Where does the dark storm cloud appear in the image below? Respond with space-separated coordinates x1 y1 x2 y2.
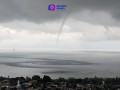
0 0 120 26
0 0 64 22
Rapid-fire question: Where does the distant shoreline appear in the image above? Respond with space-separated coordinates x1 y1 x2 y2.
0 48 120 53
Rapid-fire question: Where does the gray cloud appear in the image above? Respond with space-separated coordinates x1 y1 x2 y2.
0 0 64 23
0 0 120 26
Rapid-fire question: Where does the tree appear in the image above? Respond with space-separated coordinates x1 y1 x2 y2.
43 75 51 88
32 75 40 81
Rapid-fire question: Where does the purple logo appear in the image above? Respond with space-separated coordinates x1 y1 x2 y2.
48 4 56 11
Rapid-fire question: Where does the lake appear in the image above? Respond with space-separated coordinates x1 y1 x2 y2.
0 50 120 78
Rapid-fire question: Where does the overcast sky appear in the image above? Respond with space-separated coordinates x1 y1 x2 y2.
0 0 120 50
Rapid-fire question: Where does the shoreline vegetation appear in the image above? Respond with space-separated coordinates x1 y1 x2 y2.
0 75 120 90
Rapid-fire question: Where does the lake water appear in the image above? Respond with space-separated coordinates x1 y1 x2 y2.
0 50 120 78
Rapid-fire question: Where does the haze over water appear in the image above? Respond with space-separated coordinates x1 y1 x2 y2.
0 50 120 78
